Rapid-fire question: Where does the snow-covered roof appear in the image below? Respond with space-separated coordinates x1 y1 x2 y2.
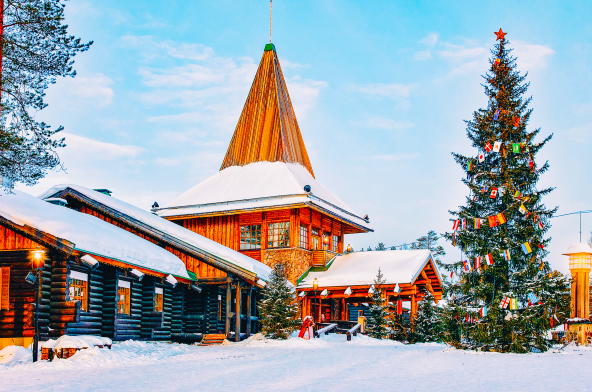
39 184 271 281
0 190 189 279
562 243 592 255
154 162 372 232
297 250 439 288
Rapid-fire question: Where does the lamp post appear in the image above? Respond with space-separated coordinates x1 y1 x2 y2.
313 278 318 327
563 243 592 319
346 244 352 254
31 249 45 362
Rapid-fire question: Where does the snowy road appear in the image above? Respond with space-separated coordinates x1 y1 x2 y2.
0 334 590 391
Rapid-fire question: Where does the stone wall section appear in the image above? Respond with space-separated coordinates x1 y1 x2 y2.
263 248 312 285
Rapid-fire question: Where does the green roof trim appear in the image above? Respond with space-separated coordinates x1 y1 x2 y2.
296 256 337 285
264 43 275 52
186 271 198 281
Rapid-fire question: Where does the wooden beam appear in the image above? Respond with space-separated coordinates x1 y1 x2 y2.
225 281 231 336
245 287 252 337
235 284 241 342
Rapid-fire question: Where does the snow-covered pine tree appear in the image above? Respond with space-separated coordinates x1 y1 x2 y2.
442 30 570 353
258 263 300 339
409 292 444 343
365 268 389 339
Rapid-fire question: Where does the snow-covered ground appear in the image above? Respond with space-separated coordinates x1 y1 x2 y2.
0 334 590 391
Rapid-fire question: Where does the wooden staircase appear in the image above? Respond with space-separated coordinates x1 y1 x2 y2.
199 334 227 346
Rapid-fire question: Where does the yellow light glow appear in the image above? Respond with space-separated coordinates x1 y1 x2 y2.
313 278 318 291
569 253 592 270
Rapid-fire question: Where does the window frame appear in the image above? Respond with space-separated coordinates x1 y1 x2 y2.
154 287 164 313
240 224 262 250
332 234 339 253
68 270 89 312
0 267 10 311
117 280 131 315
267 222 290 248
299 225 308 249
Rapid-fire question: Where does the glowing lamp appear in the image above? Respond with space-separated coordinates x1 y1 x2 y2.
346 244 352 253
323 236 329 245
563 243 592 319
313 278 318 291
32 249 45 269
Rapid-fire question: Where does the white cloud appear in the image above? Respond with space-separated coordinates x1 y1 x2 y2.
280 59 310 69
139 64 225 87
364 117 414 130
61 133 145 158
413 50 432 61
511 40 554 70
566 123 592 143
286 77 327 118
120 36 215 61
351 83 412 98
50 74 114 106
419 33 438 47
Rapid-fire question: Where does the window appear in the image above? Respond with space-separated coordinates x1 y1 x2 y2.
118 280 131 315
240 225 262 250
268 222 290 248
154 287 163 312
69 271 88 312
299 225 308 249
311 228 320 250
333 235 339 253
0 267 9 311
311 228 319 236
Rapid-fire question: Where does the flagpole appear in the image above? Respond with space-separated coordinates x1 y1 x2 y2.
270 0 272 43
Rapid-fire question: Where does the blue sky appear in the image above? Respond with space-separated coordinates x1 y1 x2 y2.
17 0 592 274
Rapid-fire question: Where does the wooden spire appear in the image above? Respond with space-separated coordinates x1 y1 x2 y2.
220 44 315 177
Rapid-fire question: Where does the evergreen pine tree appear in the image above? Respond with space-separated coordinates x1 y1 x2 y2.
258 263 300 339
442 30 571 353
365 268 389 339
411 230 446 264
409 292 443 343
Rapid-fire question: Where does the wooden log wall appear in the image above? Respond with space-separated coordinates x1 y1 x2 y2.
140 278 163 339
49 259 88 338
101 267 142 341
63 263 104 336
0 252 52 340
182 287 206 335
151 285 172 340
171 286 184 336
207 286 226 334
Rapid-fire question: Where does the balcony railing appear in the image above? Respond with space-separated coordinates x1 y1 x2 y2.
311 249 339 267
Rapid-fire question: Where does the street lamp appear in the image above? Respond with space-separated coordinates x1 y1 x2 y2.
313 278 318 327
346 244 352 253
30 249 45 362
563 243 592 319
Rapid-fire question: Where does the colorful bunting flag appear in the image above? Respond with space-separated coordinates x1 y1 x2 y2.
501 249 511 261
475 256 482 269
498 186 505 196
510 298 518 310
485 142 493 153
450 271 454 279
495 57 501 65
537 221 544 230
493 141 501 153
512 116 520 127
512 143 520 153
528 157 534 169
496 212 506 225
480 306 487 317
461 218 467 230
474 218 481 229
481 186 488 192
527 292 539 305
494 109 500 120
463 259 471 272
500 297 510 309
490 187 498 198
488 215 498 227
522 242 532 254
519 204 528 214
452 220 460 231
467 161 473 171
485 253 494 265
514 191 523 199
478 152 485 162
452 232 457 247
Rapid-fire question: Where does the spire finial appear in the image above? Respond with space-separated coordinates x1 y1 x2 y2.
270 0 272 43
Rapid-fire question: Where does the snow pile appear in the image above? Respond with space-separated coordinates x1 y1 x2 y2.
0 190 189 279
0 346 32 365
39 184 271 281
42 335 112 350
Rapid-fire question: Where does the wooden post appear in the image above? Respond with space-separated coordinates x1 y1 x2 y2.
341 298 346 321
225 280 231 337
411 294 416 324
245 287 252 337
235 283 241 342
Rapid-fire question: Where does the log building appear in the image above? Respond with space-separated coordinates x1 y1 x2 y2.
297 250 443 323
153 43 373 285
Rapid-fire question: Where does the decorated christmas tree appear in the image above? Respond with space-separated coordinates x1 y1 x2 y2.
258 263 301 339
409 292 444 343
442 29 570 353
365 268 389 339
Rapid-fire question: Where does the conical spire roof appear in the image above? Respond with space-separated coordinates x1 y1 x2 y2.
220 43 314 177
